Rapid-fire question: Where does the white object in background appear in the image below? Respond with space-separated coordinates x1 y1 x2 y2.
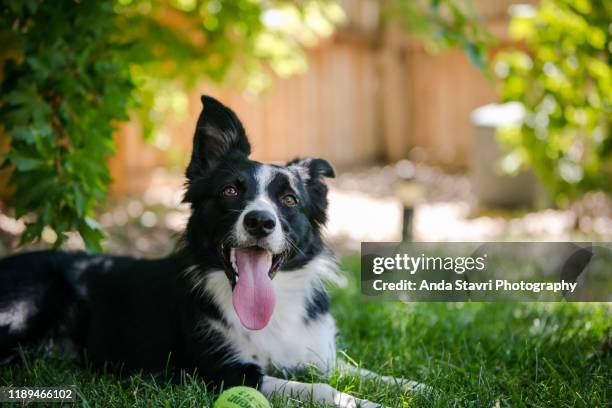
470 102 539 208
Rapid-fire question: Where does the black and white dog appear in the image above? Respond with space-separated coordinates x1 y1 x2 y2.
0 96 423 407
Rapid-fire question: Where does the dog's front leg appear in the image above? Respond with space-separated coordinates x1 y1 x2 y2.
260 375 385 408
337 361 429 394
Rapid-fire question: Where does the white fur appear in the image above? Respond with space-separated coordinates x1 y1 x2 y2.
261 368 428 408
233 198 285 253
288 160 311 182
233 165 285 253
254 163 274 186
337 362 430 393
200 254 339 372
0 300 35 333
261 376 385 408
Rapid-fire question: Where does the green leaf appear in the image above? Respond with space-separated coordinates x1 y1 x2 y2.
79 217 105 253
6 151 45 171
496 0 612 203
73 185 86 218
9 126 36 143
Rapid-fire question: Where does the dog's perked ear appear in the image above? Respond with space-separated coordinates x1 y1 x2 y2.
287 157 335 227
288 158 336 181
186 95 251 180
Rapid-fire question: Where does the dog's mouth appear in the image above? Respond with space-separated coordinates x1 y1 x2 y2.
219 244 288 331
220 244 286 287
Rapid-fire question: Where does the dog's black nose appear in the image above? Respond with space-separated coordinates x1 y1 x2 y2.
244 210 276 238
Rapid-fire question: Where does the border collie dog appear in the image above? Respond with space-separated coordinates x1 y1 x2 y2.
0 96 423 407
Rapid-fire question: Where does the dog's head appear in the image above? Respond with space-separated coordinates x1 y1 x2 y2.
184 95 334 331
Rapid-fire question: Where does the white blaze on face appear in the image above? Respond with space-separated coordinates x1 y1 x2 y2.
230 164 288 331
233 164 285 253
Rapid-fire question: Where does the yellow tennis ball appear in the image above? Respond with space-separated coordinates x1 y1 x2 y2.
213 386 271 408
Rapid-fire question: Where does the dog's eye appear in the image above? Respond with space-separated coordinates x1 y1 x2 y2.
222 186 238 197
281 194 298 207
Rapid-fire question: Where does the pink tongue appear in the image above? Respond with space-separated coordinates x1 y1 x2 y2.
232 248 276 330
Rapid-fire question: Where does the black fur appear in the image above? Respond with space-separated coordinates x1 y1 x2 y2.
304 286 330 323
0 95 335 389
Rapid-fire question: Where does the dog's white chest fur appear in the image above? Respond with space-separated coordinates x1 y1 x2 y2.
200 255 338 373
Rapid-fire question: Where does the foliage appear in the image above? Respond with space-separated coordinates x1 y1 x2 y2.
0 0 343 251
0 1 133 252
496 0 612 204
391 0 492 71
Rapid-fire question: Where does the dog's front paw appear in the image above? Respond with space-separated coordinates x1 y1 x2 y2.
335 395 387 408
313 383 388 408
379 375 432 395
354 400 389 408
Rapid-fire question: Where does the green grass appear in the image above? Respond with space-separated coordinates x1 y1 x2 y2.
1 258 610 407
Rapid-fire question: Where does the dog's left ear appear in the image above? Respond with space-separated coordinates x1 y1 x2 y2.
287 157 335 227
287 157 335 182
187 95 251 180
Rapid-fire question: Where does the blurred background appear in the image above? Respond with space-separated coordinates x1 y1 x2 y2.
1 0 611 256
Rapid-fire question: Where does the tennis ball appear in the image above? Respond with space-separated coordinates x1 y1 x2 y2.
213 386 271 408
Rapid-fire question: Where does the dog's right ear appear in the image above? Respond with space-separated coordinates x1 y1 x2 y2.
186 95 251 180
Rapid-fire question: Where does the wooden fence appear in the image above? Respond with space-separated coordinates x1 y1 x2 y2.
110 0 530 195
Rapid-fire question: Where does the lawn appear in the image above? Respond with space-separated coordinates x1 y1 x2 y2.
1 257 610 407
